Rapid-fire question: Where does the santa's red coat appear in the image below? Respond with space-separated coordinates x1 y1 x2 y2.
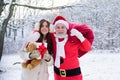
51 15 94 80
51 33 91 80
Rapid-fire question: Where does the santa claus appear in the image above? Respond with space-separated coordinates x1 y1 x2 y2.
51 16 94 80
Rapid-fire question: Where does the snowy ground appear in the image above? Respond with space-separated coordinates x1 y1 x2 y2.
0 50 120 80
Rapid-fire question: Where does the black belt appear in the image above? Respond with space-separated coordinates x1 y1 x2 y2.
54 66 81 77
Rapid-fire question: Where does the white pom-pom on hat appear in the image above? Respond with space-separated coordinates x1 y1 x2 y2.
34 22 40 31
27 32 40 42
54 20 69 29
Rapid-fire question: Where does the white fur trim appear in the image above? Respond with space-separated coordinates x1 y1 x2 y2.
54 20 69 29
27 32 40 42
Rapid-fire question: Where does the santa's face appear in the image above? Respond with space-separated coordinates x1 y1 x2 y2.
55 23 67 38
40 22 49 36
55 24 67 38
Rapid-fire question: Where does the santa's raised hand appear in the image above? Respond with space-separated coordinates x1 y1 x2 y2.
71 28 85 42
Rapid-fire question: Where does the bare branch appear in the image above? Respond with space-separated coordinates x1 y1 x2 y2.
5 2 84 10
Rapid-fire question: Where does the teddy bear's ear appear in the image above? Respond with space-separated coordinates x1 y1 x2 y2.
26 43 37 52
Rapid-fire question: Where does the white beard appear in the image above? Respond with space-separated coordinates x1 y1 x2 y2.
54 34 68 38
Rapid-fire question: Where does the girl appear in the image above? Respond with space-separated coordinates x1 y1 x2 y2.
20 19 53 80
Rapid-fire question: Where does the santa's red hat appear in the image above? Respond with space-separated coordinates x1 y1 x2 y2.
53 15 67 24
53 16 69 29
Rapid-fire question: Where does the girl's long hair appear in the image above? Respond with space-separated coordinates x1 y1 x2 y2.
37 19 53 55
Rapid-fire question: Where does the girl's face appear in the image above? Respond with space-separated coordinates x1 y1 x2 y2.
55 23 67 35
40 22 49 36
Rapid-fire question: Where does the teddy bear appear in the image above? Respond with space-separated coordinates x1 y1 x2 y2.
21 42 42 70
20 22 50 70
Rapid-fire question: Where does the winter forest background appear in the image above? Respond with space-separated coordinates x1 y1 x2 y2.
0 0 120 55
1 0 120 55
0 0 120 80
